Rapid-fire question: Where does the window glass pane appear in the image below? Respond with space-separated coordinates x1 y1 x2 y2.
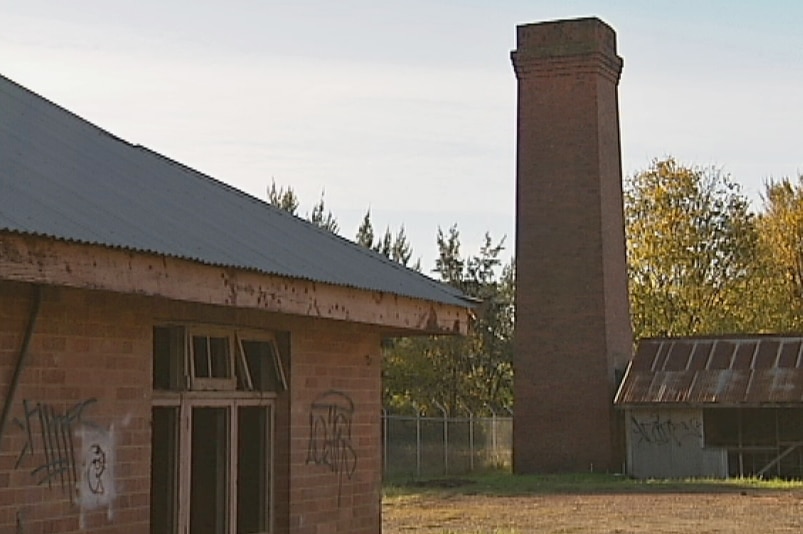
191 407 229 533
209 336 231 378
193 336 211 378
150 407 179 534
241 340 285 392
153 327 173 390
237 406 269 534
153 327 186 390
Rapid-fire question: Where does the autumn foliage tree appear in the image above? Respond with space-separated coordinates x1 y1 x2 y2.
754 176 803 331
625 157 760 339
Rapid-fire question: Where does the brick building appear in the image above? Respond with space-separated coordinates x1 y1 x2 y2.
0 74 474 533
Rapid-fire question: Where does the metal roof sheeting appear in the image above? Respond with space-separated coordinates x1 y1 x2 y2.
0 74 472 308
615 336 803 406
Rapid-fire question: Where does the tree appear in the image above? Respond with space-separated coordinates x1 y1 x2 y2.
754 176 803 331
308 191 339 234
383 226 513 416
267 179 299 215
355 209 418 268
625 157 759 339
391 226 414 267
355 209 375 249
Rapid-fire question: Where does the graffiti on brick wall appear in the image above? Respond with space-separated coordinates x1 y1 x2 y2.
13 398 97 492
631 412 702 447
86 443 107 494
11 397 115 509
77 425 115 512
306 390 358 505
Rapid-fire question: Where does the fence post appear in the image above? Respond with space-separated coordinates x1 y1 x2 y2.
434 401 448 475
467 407 475 472
382 408 388 475
414 403 422 478
489 406 498 461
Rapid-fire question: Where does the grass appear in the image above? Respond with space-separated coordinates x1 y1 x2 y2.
383 470 803 499
383 471 803 533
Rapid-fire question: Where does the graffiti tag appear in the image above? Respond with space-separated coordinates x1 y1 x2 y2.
306 390 358 505
13 398 97 492
631 413 702 447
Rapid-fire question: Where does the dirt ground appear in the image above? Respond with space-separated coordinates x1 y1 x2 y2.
383 490 803 533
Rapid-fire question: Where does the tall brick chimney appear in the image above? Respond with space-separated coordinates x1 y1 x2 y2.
511 17 633 473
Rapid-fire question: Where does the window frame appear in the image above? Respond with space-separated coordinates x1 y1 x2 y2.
152 325 282 534
187 327 237 391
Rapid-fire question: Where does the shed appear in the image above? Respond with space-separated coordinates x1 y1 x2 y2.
615 336 803 479
0 74 474 533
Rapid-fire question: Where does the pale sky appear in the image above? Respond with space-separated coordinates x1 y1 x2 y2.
2 1 802 272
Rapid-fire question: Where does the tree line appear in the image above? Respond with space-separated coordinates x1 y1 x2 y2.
267 180 513 416
626 157 803 338
267 159 803 416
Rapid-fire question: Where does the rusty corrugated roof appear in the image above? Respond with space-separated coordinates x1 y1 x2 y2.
615 336 803 406
0 74 474 309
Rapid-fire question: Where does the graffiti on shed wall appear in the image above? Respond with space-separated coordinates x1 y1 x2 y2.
630 412 703 447
306 390 358 505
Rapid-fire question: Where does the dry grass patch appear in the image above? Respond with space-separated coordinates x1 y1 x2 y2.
382 474 803 533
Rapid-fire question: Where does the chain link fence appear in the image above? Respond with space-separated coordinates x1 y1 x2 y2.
382 410 512 478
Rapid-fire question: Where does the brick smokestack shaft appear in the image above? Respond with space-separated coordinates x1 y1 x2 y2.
511 18 633 473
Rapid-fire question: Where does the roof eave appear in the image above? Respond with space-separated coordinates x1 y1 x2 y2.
0 232 473 335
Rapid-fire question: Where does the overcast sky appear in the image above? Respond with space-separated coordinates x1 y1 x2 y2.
2 1 802 271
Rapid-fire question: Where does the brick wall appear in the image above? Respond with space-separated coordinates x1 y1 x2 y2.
287 321 382 534
0 281 152 533
0 279 384 533
511 18 633 473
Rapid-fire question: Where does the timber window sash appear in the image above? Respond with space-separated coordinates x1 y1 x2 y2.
152 326 287 393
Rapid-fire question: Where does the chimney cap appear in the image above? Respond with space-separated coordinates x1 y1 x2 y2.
514 17 618 60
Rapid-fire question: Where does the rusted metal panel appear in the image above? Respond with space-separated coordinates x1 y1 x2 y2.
733 341 758 370
631 342 658 372
688 341 713 371
709 341 736 370
614 372 653 404
616 336 803 406
754 340 779 369
778 340 801 368
650 371 695 403
653 341 672 371
664 341 693 371
0 74 473 311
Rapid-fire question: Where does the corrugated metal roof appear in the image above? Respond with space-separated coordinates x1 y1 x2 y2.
615 336 803 406
0 74 473 308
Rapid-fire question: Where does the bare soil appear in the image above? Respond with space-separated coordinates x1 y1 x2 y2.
383 489 803 533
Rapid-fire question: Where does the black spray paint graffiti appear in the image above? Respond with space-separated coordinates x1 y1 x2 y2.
13 398 97 492
306 390 358 505
631 413 702 447
86 443 107 495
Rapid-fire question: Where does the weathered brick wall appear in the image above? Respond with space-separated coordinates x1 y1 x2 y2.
0 279 383 533
287 321 382 534
0 281 152 533
511 18 633 473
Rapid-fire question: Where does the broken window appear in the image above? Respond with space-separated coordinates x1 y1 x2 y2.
151 325 284 533
704 408 803 479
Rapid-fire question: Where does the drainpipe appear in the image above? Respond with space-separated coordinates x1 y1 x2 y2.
0 284 42 443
